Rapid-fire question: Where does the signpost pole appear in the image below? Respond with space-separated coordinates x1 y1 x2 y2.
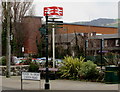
21 72 23 90
45 14 50 90
43 6 63 89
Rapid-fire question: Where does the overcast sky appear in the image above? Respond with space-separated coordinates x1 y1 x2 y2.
33 0 119 23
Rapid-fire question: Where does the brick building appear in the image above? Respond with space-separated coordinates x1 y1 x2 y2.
87 34 120 55
20 19 119 56
21 16 42 55
55 23 119 56
57 23 118 35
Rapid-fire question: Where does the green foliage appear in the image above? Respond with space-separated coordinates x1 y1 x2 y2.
72 45 84 58
19 57 33 65
37 37 46 57
59 56 84 79
104 52 119 66
28 63 39 72
59 56 99 80
0 56 6 65
55 46 67 59
79 60 99 80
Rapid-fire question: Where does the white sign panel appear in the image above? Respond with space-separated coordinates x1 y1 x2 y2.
22 72 40 81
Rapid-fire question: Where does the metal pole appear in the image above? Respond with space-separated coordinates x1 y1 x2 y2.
85 40 87 61
6 2 11 78
52 19 55 68
45 14 50 90
21 72 23 90
85 40 88 61
100 39 104 70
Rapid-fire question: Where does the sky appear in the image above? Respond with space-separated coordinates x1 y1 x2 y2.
33 0 119 23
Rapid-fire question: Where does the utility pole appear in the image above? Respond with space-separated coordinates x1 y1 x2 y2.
6 2 11 78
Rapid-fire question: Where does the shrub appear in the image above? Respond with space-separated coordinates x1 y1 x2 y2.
104 52 120 66
79 60 99 80
28 63 39 72
59 56 84 79
59 56 99 81
0 56 6 65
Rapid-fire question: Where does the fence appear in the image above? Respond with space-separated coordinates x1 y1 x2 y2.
0 65 29 76
86 55 120 66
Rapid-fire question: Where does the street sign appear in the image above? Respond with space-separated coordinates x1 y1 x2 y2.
39 27 46 35
21 72 41 90
22 72 40 81
44 6 63 18
47 20 63 23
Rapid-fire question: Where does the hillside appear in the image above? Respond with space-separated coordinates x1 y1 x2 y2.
73 18 118 27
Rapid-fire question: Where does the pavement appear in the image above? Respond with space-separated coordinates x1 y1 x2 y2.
0 76 119 91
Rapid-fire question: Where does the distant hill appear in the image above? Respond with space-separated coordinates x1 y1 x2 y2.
73 18 118 27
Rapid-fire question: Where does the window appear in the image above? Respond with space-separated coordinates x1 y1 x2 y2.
115 39 119 46
104 40 107 47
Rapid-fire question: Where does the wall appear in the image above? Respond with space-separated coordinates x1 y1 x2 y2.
57 24 118 34
22 16 42 55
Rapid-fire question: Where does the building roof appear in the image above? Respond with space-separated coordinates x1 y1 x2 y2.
24 16 43 18
63 23 118 29
88 34 119 39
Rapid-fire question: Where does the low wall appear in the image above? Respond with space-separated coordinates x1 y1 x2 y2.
0 65 29 76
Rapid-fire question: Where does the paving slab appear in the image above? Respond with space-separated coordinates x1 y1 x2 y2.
0 76 119 91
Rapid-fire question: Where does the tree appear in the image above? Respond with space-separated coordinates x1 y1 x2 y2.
0 2 2 57
2 0 34 56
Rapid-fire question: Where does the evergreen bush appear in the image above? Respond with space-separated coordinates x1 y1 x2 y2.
59 56 99 81
28 63 39 72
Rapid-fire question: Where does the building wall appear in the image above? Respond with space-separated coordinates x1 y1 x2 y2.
22 16 42 55
57 24 118 35
87 38 120 55
56 24 118 55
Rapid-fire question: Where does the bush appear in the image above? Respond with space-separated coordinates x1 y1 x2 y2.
59 56 84 79
79 60 99 80
104 52 120 66
0 56 6 65
28 63 39 72
59 56 99 81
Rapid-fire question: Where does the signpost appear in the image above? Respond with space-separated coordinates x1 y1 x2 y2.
44 6 63 19
43 6 63 90
21 72 40 90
